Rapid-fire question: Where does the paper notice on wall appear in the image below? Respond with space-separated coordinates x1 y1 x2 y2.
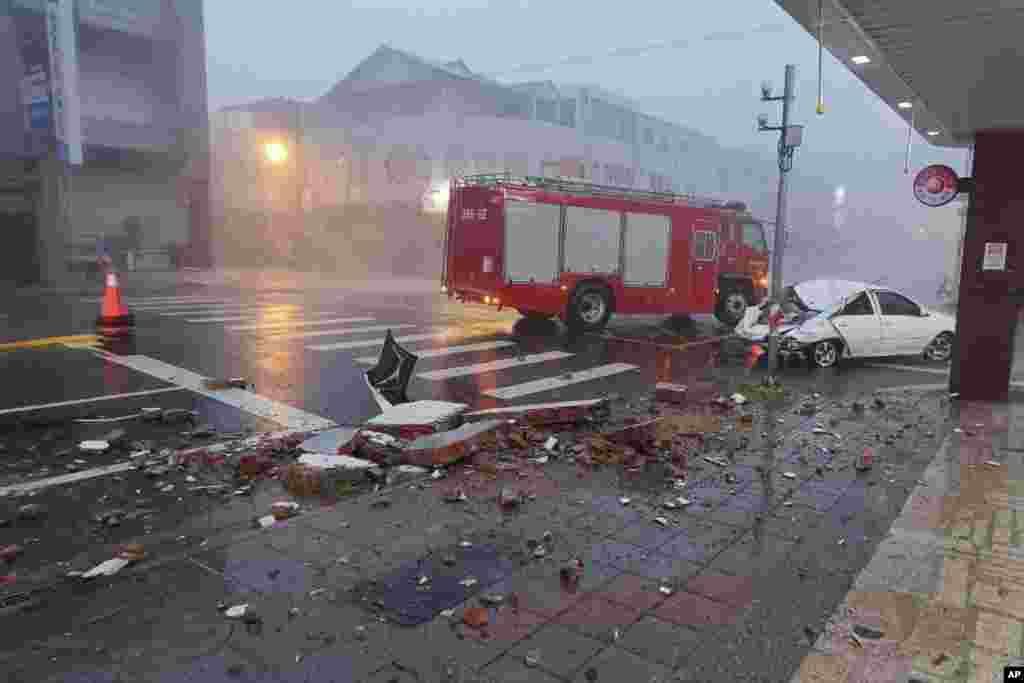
983 242 1008 272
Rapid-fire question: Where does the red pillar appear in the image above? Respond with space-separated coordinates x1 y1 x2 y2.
949 130 1024 400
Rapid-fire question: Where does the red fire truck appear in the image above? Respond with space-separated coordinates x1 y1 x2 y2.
441 174 770 332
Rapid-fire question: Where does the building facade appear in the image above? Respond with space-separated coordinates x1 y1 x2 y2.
0 0 210 284
211 44 835 276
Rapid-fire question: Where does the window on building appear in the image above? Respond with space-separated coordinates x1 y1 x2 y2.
535 98 558 123
679 139 688 153
643 128 654 145
559 99 576 127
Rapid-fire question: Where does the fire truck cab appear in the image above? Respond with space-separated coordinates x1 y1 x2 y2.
441 174 770 332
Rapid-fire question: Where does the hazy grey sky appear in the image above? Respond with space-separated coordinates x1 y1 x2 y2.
202 0 969 297
203 0 965 165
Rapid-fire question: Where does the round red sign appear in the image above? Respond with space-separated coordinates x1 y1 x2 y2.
913 164 959 207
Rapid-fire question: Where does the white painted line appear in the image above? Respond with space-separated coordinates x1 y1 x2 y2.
228 317 376 331
484 363 639 400
308 330 452 352
93 353 335 431
83 296 224 304
867 362 1024 388
183 310 330 323
267 324 417 341
418 351 574 381
160 305 302 317
865 362 949 376
129 301 244 311
353 340 516 363
0 462 137 497
0 387 188 416
464 397 607 417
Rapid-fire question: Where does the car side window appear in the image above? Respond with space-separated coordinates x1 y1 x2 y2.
876 291 921 316
840 293 874 316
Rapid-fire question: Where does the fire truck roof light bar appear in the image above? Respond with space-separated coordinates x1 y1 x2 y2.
454 174 748 212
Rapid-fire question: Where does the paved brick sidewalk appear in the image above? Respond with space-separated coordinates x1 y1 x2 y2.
792 399 1024 683
0 387 954 683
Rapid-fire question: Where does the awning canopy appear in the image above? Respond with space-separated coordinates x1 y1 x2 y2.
773 1 1024 148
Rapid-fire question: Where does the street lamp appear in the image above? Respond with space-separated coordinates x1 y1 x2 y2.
264 141 288 164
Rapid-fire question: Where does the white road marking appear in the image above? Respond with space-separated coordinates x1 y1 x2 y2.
353 340 516 363
464 397 607 417
128 301 247 311
228 317 376 331
159 305 302 317
267 324 417 341
92 353 335 431
0 387 188 416
484 363 639 400
183 311 338 324
865 362 949 376
0 462 137 497
84 296 224 304
308 330 451 351
866 362 1024 387
418 351 574 380
481 362 638 401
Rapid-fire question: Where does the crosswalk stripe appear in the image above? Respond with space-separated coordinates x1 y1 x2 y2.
266 324 417 341
307 330 451 352
122 300 240 310
160 305 303 317
484 363 639 400
418 351 573 380
183 310 334 323
353 340 516 363
227 317 376 331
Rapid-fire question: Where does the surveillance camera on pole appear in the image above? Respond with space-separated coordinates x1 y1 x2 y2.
756 64 801 381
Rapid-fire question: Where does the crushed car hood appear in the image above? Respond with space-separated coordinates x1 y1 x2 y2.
734 278 872 343
791 279 870 313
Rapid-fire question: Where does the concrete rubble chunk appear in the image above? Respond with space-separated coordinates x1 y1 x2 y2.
463 398 609 426
655 383 688 405
360 419 504 468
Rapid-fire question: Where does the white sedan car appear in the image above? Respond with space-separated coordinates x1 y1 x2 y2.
736 280 956 369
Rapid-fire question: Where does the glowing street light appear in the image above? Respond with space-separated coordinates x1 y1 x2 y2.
264 141 288 164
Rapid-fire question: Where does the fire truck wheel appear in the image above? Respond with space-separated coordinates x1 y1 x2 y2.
568 284 612 332
715 286 750 327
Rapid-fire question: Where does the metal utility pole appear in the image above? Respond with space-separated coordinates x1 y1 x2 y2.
758 64 803 379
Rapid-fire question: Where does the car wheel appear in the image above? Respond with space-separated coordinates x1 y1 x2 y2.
811 340 841 368
924 332 955 362
715 287 749 327
568 284 612 333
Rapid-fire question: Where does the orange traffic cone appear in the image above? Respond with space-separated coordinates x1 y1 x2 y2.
745 344 766 369
96 269 134 332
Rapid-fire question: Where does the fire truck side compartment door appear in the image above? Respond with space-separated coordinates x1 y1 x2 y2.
505 199 561 283
564 205 623 275
623 212 670 286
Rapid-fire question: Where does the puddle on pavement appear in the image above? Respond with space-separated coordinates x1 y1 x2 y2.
351 543 516 626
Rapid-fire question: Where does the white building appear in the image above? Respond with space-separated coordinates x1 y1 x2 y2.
210 44 833 273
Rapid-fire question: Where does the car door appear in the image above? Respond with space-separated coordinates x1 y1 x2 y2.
829 291 883 357
874 290 930 355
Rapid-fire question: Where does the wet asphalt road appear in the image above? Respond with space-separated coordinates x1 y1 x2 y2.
0 278 988 681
